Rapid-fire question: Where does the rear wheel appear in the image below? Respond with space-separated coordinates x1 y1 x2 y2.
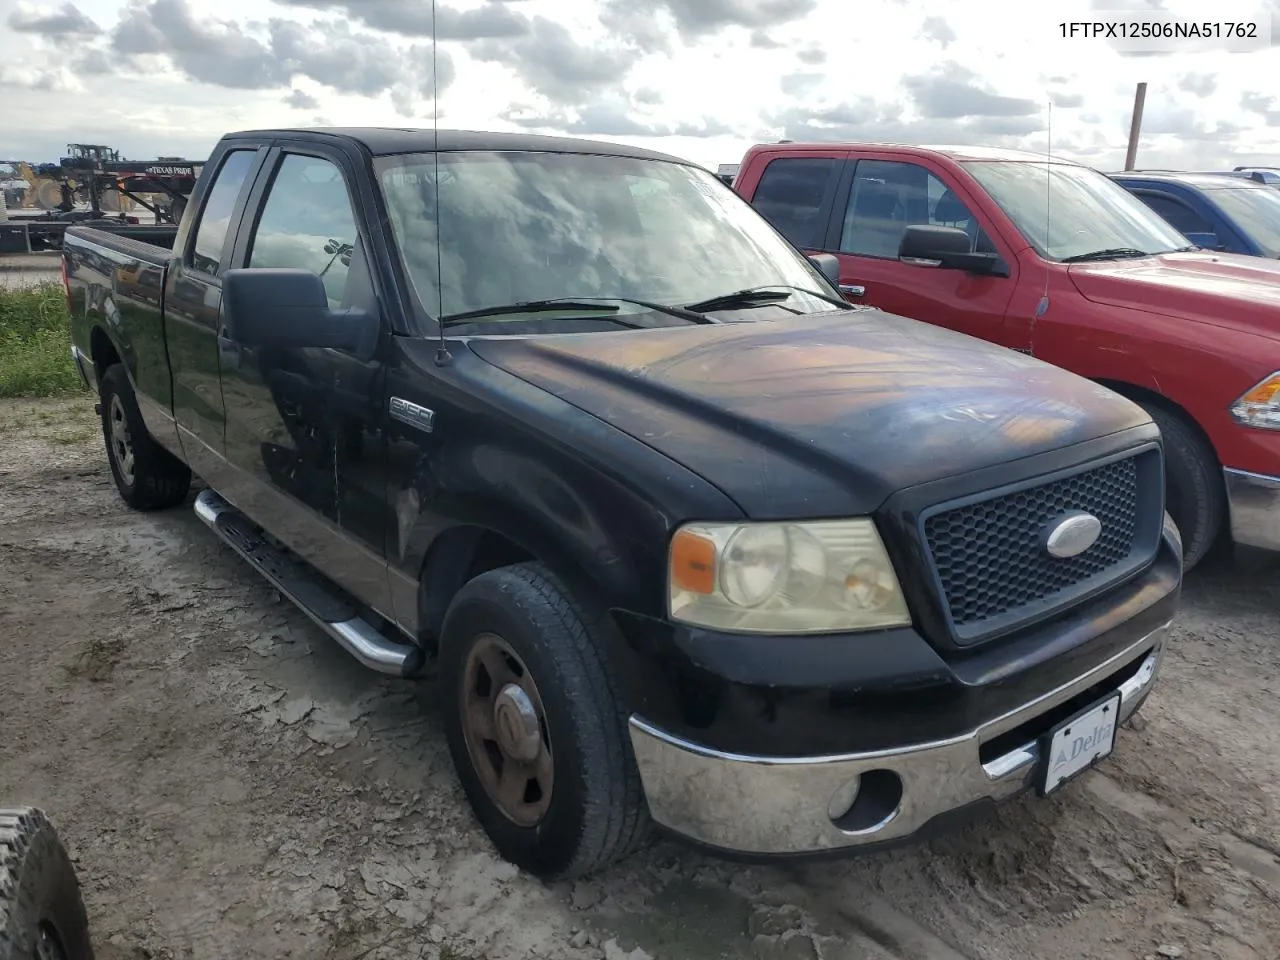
0 807 94 960
98 364 191 511
439 563 649 879
1141 402 1224 570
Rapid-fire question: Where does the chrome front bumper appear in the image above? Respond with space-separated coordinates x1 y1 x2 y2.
1224 467 1280 551
628 624 1168 856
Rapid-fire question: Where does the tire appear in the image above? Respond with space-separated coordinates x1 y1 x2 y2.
99 364 191 511
0 807 94 960
439 563 650 879
1141 402 1224 571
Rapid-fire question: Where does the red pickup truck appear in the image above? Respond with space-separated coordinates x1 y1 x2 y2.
734 142 1280 569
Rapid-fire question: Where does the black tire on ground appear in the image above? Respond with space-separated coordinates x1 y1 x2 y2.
439 563 650 880
1141 401 1225 571
0 807 94 960
99 364 191 511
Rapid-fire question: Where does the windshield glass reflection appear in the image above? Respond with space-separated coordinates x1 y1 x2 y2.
964 161 1189 262
375 151 835 329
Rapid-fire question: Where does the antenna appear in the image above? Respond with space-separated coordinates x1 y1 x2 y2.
1032 100 1051 349
431 0 451 366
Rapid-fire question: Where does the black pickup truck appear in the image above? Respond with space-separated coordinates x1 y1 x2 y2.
64 127 1181 879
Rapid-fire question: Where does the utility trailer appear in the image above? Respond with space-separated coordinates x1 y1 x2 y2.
0 144 203 253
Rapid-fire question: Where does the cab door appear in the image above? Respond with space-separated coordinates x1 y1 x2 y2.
164 146 267 484
217 144 396 620
827 156 1021 348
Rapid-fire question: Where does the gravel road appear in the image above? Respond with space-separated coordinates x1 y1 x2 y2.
0 253 59 289
2 394 1278 960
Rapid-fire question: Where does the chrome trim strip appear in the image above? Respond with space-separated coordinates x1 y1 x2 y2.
628 622 1169 855
194 489 423 677
1224 467 1280 552
70 345 93 389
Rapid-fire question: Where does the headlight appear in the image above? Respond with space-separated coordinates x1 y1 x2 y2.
667 519 911 634
1230 371 1280 429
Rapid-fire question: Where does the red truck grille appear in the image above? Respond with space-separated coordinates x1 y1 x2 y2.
920 448 1164 645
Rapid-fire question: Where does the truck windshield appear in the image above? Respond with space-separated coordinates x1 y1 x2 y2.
963 161 1190 262
374 151 836 328
1208 185 1280 257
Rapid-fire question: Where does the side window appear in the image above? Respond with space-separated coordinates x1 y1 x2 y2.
841 160 997 259
249 154 361 307
1134 192 1216 238
749 157 839 249
191 150 256 276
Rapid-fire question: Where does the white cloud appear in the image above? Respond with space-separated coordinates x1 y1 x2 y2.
0 0 1277 171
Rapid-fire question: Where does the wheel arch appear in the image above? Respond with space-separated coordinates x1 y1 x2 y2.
415 522 625 648
89 323 123 383
1094 378 1223 467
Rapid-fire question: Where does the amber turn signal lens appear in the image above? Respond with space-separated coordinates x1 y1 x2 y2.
670 529 717 595
1238 375 1280 406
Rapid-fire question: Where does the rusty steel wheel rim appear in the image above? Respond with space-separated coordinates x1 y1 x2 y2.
460 633 554 827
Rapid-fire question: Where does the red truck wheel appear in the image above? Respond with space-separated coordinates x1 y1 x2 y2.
1141 402 1225 570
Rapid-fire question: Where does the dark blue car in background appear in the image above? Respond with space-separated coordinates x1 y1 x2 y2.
1109 171 1280 258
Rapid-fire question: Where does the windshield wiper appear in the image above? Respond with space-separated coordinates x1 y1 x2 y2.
438 296 716 328
439 299 622 325
1060 248 1151 264
684 285 853 313
601 296 718 325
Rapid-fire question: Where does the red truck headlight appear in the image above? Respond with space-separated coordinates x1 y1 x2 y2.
1230 372 1280 430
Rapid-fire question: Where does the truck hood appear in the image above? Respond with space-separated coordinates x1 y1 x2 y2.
1068 251 1280 336
467 311 1150 518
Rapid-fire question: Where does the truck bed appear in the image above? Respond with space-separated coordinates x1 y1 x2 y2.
64 223 176 264
64 224 177 418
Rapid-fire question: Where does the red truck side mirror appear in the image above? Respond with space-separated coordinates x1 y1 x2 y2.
899 225 1004 276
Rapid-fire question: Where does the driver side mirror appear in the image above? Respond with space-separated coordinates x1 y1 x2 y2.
807 253 841 286
220 268 380 362
899 225 1005 276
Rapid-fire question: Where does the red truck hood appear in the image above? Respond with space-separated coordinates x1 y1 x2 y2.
1068 252 1280 335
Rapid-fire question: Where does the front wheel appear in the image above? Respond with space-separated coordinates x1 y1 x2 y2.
1140 402 1224 571
439 563 650 879
0 807 95 960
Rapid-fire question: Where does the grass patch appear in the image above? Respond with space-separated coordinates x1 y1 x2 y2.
0 395 99 447
0 283 81 398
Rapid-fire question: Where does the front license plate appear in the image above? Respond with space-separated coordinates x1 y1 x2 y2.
1039 693 1122 796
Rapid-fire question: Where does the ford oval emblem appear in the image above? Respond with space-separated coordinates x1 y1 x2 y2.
1043 511 1102 559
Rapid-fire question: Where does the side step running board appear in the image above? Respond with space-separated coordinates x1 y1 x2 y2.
194 489 424 678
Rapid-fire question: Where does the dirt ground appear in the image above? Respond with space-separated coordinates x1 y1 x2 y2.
2 394 1279 960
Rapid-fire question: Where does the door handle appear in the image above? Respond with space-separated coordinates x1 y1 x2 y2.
839 284 866 297
217 333 242 370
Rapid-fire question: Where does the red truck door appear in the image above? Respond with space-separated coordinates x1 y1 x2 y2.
826 154 1022 348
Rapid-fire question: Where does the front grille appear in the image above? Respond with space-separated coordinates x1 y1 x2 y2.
922 450 1160 644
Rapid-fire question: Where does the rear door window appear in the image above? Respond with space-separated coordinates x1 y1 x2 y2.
749 157 840 249
1133 191 1215 236
190 150 257 276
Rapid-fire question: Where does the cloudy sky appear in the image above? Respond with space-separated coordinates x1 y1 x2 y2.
2 0 1279 173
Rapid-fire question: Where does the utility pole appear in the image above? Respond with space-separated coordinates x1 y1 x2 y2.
1124 82 1147 171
